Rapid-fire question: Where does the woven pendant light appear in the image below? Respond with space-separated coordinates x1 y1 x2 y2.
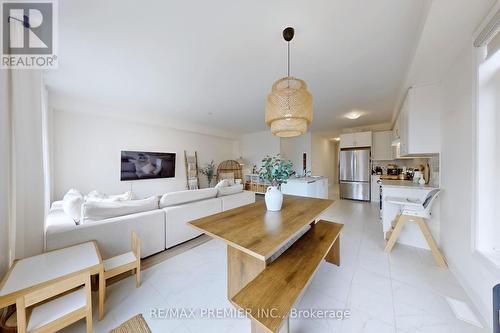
265 27 313 137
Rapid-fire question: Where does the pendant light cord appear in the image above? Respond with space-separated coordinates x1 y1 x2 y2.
287 41 290 77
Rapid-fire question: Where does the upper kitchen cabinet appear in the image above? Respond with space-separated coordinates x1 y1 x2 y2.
396 85 441 156
372 131 393 160
340 131 372 149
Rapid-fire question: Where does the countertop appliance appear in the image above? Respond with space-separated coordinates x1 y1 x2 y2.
340 147 371 201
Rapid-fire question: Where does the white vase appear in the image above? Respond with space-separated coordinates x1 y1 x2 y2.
265 186 283 211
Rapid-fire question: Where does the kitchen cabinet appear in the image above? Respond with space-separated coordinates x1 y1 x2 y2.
281 177 329 199
395 85 441 156
372 131 393 160
339 131 372 149
371 175 381 203
392 113 401 142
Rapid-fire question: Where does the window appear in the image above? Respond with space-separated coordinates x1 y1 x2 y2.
475 11 500 267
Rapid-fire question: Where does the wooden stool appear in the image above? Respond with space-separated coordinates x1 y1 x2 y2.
384 189 447 268
99 232 141 320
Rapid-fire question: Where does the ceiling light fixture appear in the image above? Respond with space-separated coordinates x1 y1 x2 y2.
265 27 313 137
344 111 365 120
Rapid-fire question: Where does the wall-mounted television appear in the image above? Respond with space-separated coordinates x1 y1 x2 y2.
121 151 176 181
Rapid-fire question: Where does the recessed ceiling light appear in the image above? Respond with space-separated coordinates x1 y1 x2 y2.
344 111 365 120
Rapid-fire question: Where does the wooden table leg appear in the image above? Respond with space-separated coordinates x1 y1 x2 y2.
227 246 266 299
325 236 341 266
251 316 289 333
98 268 105 320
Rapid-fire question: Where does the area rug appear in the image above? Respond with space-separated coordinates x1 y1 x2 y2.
109 314 152 333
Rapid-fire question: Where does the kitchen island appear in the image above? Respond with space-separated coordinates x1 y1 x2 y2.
281 176 328 199
380 180 440 250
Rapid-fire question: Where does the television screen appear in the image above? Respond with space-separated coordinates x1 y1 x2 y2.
121 151 176 181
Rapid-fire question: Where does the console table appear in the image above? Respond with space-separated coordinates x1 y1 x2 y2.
189 195 342 333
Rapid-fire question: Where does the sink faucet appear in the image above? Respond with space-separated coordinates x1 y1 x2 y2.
303 170 312 177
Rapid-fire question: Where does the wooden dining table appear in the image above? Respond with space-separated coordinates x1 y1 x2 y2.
189 195 334 298
0 241 104 318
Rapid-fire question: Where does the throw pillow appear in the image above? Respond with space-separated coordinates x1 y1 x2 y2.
108 191 133 201
86 190 134 202
62 189 84 224
215 179 229 189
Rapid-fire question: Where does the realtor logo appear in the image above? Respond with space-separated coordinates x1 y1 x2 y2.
1 0 57 68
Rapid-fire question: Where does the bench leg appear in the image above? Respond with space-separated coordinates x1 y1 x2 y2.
251 317 289 333
415 218 448 268
325 236 340 266
98 269 105 320
227 246 266 299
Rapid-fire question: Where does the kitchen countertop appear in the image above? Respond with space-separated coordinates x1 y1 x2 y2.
288 176 327 183
380 180 439 189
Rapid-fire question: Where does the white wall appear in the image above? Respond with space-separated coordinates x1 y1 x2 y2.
52 110 239 200
311 134 336 185
13 72 46 259
280 133 312 176
0 71 10 275
440 44 499 327
239 131 280 173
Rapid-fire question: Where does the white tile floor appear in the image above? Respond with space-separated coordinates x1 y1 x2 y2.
63 190 488 333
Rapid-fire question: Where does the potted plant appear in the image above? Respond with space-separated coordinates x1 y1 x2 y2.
200 160 216 188
259 154 293 211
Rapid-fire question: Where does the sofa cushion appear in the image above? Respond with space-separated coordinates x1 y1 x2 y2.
217 184 244 197
159 188 217 208
82 196 158 222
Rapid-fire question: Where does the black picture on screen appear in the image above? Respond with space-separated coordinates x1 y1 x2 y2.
121 151 176 181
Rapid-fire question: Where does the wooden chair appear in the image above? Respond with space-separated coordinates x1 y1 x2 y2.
384 189 447 268
99 232 141 320
16 272 92 333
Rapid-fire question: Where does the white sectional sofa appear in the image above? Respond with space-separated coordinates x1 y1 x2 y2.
45 189 255 258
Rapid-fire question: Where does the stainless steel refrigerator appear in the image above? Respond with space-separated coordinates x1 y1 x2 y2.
339 148 371 201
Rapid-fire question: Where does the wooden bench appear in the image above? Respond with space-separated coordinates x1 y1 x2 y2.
231 220 343 333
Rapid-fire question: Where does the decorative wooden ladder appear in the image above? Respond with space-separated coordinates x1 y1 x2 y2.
184 151 200 190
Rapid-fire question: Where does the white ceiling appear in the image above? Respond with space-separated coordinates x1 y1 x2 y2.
45 0 430 135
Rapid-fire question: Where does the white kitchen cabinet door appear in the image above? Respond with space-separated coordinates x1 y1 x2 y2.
340 131 372 148
392 113 401 141
317 178 329 199
399 93 409 156
339 133 355 148
396 85 440 156
372 131 393 160
354 132 372 147
371 175 380 202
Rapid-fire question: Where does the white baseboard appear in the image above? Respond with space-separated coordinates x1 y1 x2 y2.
447 256 492 330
